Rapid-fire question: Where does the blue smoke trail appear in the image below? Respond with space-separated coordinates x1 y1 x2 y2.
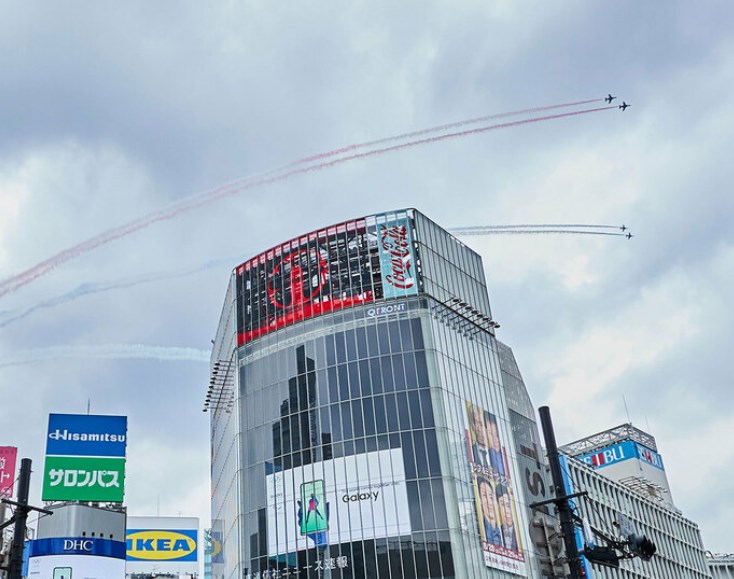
0 344 211 368
0 256 238 329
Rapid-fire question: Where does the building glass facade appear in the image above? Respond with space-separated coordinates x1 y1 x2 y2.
209 210 538 579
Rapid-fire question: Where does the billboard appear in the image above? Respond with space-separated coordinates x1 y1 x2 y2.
266 448 411 555
42 414 127 502
577 440 664 471
376 216 419 299
27 537 126 579
42 456 126 502
559 455 593 578
464 402 526 576
46 414 127 457
126 528 198 562
0 446 17 497
126 516 200 576
236 214 420 345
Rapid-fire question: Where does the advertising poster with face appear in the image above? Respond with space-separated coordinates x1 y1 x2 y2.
465 402 526 576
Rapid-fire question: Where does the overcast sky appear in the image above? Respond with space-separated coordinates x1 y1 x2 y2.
1 0 732 556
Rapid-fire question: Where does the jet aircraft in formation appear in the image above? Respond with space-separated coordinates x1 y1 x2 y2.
605 94 616 103
619 101 630 111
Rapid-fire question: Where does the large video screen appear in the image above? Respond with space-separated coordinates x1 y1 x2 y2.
265 448 411 555
236 215 419 345
27 555 125 579
465 402 527 576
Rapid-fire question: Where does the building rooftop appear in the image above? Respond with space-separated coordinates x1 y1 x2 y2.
560 423 658 456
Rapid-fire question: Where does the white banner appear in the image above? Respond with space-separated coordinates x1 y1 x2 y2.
266 448 411 555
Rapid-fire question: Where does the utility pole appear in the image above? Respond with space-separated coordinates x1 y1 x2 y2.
538 406 586 579
1 459 52 579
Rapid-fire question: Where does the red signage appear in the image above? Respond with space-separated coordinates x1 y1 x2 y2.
0 446 18 497
236 219 382 345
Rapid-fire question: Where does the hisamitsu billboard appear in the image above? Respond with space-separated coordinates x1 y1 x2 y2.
46 414 127 457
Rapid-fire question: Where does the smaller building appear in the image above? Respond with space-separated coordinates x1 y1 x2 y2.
28 502 127 579
560 452 711 578
707 553 734 579
560 423 675 509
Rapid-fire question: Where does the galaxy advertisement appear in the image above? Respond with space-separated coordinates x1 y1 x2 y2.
265 449 411 556
464 402 526 576
236 215 420 345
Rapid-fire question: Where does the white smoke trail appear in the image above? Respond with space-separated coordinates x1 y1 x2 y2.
0 344 211 368
451 229 628 237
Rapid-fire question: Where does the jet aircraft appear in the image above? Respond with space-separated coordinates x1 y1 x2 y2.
605 94 616 103
626 232 633 239
619 102 630 111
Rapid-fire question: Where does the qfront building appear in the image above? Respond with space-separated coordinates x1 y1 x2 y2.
208 209 547 579
207 208 714 579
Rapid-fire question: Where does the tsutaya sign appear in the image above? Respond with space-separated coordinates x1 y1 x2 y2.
42 414 127 502
577 440 665 471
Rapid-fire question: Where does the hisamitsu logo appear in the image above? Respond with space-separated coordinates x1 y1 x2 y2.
126 530 198 561
47 414 127 457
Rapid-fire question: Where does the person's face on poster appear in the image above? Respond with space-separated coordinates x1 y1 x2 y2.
498 490 514 527
479 479 498 527
472 406 488 447
486 414 502 451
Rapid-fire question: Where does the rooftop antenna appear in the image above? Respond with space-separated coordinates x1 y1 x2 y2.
86 398 91 415
623 394 632 425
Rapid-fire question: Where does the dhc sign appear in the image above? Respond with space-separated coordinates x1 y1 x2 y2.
126 529 198 562
577 440 665 471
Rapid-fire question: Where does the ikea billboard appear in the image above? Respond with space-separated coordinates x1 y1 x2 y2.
126 516 199 576
126 529 198 562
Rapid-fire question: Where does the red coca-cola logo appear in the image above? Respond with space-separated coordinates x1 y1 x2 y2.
380 225 414 289
267 248 328 310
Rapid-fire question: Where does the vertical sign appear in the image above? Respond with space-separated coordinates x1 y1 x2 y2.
559 455 593 578
377 216 419 299
0 446 18 497
464 402 526 576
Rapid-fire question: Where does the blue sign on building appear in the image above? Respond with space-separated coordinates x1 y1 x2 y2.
46 414 128 457
27 537 127 559
577 440 665 472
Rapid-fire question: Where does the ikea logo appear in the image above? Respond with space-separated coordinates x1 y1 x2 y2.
126 529 198 561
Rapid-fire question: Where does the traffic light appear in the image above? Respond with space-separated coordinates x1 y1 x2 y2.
628 533 657 561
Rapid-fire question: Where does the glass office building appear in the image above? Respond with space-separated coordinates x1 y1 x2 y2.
208 209 541 579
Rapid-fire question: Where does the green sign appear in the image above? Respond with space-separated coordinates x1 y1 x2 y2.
42 455 126 502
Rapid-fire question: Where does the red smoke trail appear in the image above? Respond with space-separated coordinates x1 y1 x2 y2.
0 105 615 298
283 98 603 168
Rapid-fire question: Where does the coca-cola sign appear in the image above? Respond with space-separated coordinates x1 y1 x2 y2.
378 217 418 299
